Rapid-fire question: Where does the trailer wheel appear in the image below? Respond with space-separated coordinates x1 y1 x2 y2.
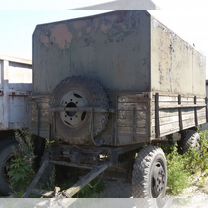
0 142 19 195
180 130 200 153
51 76 109 144
132 146 167 198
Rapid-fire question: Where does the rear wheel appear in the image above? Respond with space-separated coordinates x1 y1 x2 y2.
180 130 200 153
0 142 19 195
132 146 167 198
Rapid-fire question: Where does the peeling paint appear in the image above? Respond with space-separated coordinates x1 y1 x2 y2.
50 24 73 49
40 34 50 47
73 20 87 30
100 24 110 33
86 27 92 34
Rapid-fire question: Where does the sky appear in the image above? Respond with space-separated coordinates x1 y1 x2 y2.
0 0 208 76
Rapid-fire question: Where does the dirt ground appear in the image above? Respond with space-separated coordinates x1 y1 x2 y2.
98 177 208 198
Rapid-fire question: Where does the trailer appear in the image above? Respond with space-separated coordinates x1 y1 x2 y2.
2 10 207 199
0 56 32 195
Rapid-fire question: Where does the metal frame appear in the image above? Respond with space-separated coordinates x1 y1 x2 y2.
23 142 143 198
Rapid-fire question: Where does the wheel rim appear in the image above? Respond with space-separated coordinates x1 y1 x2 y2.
151 160 166 197
60 90 88 128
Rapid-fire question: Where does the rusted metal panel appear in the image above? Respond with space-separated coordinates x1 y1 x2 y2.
33 11 151 94
151 17 206 96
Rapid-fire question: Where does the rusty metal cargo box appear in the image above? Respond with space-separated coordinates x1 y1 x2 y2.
32 11 206 145
33 11 151 94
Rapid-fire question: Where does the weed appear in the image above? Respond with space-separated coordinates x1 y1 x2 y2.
7 130 35 195
75 179 105 198
167 145 191 195
167 130 208 195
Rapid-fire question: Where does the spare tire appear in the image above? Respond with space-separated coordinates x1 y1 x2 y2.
51 76 109 145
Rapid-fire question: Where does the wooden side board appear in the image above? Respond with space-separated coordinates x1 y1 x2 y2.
116 93 151 145
151 93 207 139
30 92 207 146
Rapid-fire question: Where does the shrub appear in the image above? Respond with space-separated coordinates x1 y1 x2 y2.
8 156 34 193
167 130 208 195
7 130 35 195
167 145 191 195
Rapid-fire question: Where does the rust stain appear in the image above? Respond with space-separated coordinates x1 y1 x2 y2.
50 24 73 49
100 24 109 33
40 34 50 47
73 20 87 30
86 27 91 34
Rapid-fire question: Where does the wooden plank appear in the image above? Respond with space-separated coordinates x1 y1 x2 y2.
159 103 206 109
155 93 160 138
159 129 181 138
153 94 205 102
152 95 205 104
178 95 183 130
198 118 207 125
196 108 206 113
152 112 205 125
160 122 180 134
152 109 178 119
194 96 198 126
117 134 148 144
152 115 179 125
153 116 196 128
152 103 205 112
117 126 147 135
206 97 208 122
152 107 206 119
132 106 137 142
117 119 146 128
118 111 146 120
159 116 207 135
118 95 149 103
118 103 147 111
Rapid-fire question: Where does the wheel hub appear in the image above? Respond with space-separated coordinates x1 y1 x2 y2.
151 161 166 197
60 90 88 128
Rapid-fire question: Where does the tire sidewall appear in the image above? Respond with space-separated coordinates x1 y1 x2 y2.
181 130 200 153
51 76 109 144
132 146 167 198
147 153 167 197
0 143 19 195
